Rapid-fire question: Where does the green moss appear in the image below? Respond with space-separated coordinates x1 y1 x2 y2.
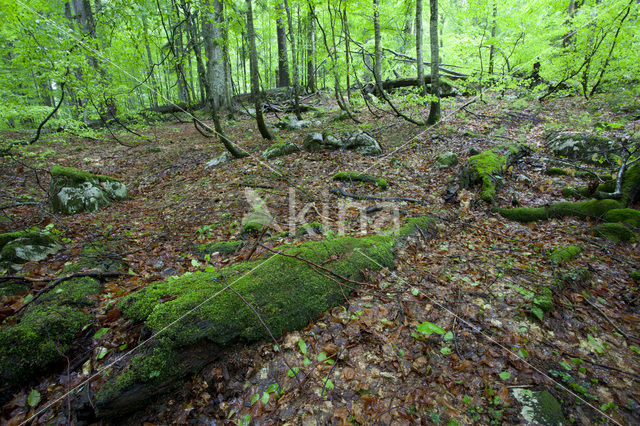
549 246 581 264
461 144 530 203
51 165 121 185
0 277 100 388
604 208 640 228
0 229 54 250
333 172 388 190
630 270 640 281
499 199 624 223
199 240 245 255
545 167 570 176
295 222 324 237
395 216 436 240
533 287 554 312
590 223 635 243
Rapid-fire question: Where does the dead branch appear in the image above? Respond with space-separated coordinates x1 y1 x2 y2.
330 187 427 205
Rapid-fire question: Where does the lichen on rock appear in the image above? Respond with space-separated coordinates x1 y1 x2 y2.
0 229 61 268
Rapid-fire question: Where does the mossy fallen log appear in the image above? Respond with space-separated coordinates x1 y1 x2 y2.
93 217 435 417
590 223 635 242
459 143 531 203
603 209 640 228
0 277 100 395
333 172 388 190
498 199 624 222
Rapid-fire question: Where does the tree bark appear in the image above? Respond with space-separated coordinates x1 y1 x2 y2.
276 2 290 87
246 0 273 139
284 0 301 119
488 2 497 75
416 0 427 95
373 0 382 92
202 0 226 110
306 9 316 92
427 0 440 124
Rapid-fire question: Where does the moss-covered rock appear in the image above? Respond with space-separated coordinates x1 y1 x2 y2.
50 165 128 215
459 143 531 203
199 240 245 255
262 141 300 159
94 217 436 416
512 389 565 425
0 229 61 268
571 163 640 205
549 245 581 264
435 152 458 169
0 277 100 389
546 132 616 165
590 223 635 243
498 199 624 223
545 167 570 176
604 208 640 228
333 172 388 189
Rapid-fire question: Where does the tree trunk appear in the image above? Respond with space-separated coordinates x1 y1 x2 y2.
488 2 497 75
141 13 159 108
427 0 440 124
416 0 427 95
181 0 208 104
202 0 226 110
373 0 382 92
246 0 273 140
306 9 316 93
276 3 290 87
283 0 301 119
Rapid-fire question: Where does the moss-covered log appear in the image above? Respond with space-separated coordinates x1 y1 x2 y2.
333 172 388 189
498 199 624 223
459 143 531 203
0 277 100 394
93 218 435 418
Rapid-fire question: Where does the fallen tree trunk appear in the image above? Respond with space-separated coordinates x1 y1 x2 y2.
145 101 206 114
362 76 458 98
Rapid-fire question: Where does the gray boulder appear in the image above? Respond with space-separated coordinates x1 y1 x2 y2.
546 132 616 164
275 115 320 130
50 166 128 215
343 130 382 155
436 152 458 169
0 230 61 268
302 132 326 152
263 141 300 159
512 389 565 425
205 152 231 168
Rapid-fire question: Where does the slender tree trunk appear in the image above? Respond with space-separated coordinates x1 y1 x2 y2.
141 13 159 108
181 0 208 103
306 9 316 92
488 2 497 75
284 0 301 119
343 8 351 104
276 2 290 87
246 0 273 139
373 0 383 92
416 0 427 95
427 0 440 124
202 0 226 110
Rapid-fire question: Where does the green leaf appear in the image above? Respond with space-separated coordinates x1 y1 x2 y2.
28 389 41 407
587 334 604 354
411 288 419 296
250 394 260 405
416 322 445 336
443 331 454 341
261 392 269 404
97 347 108 360
287 367 300 377
531 306 544 321
630 345 640 355
93 327 109 340
517 348 529 358
303 357 311 366
559 361 572 371
440 347 452 355
266 383 279 394
498 371 511 380
191 258 200 267
239 414 251 426
22 294 33 305
317 352 327 362
322 378 335 395
298 338 307 355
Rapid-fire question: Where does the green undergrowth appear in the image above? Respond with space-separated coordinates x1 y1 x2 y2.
333 172 388 190
96 217 435 410
0 277 100 389
498 199 624 222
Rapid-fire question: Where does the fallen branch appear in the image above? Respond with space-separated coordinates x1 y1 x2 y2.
14 271 132 315
583 295 632 342
330 187 427 205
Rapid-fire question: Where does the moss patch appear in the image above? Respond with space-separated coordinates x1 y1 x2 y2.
604 208 640 228
549 246 581 265
51 165 121 185
545 167 570 176
295 222 324 237
333 172 388 190
631 270 640 281
590 223 635 243
0 277 100 388
498 199 624 222
199 240 245 255
460 143 530 203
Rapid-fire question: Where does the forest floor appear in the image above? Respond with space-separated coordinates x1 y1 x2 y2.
1 89 639 425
